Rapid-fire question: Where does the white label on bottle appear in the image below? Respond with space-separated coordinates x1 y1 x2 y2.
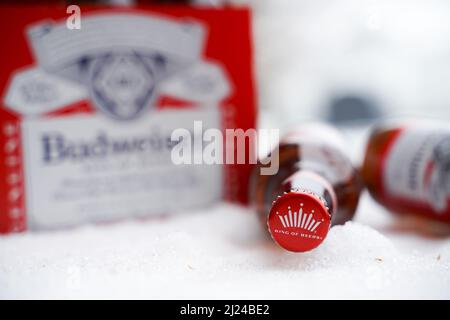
384 127 450 213
21 109 222 230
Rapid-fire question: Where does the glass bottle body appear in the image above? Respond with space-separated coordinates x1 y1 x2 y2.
362 121 450 224
251 126 362 252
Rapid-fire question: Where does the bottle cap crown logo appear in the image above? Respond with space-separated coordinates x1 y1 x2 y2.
268 191 331 252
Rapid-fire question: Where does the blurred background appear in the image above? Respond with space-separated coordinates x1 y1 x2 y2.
194 0 450 164
243 0 450 130
133 0 450 129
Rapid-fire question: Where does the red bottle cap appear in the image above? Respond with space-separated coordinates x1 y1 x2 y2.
267 190 331 252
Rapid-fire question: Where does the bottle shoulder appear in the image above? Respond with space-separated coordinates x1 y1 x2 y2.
276 142 356 186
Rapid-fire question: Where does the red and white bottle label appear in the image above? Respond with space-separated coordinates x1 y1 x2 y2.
384 127 450 214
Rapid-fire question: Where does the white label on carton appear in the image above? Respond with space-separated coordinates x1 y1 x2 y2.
27 14 205 71
22 109 222 230
384 127 450 213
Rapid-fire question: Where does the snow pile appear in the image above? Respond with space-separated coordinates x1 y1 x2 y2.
1 195 449 299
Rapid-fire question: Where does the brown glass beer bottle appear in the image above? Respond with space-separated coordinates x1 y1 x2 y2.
251 124 362 252
362 120 450 224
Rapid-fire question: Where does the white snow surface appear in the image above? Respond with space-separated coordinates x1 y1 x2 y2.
1 194 450 299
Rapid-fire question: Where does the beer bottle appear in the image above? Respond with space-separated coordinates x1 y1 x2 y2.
251 124 362 252
362 120 450 224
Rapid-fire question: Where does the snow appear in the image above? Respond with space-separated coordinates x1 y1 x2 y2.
1 193 450 299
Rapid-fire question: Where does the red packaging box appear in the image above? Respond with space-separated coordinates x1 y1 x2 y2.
0 5 256 233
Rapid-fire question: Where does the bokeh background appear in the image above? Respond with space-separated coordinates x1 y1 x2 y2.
247 0 450 128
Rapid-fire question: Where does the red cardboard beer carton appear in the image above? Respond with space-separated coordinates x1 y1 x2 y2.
0 5 256 233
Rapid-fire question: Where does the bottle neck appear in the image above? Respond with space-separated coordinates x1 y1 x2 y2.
281 170 337 218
